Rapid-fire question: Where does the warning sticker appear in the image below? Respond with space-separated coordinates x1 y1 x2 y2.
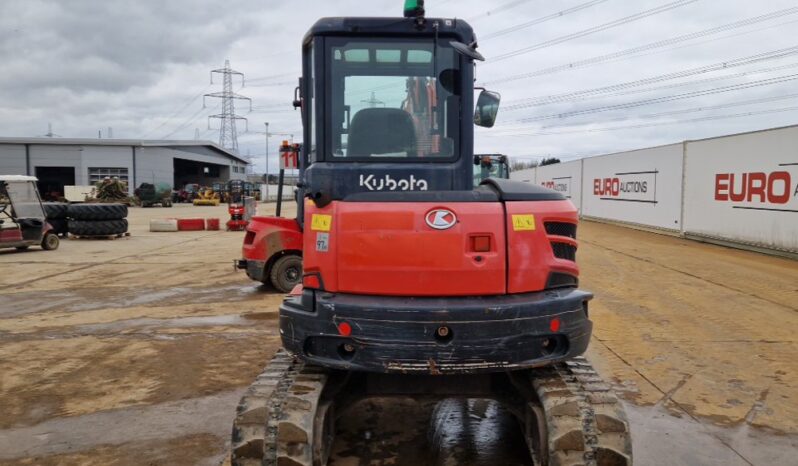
311 214 332 231
512 214 536 231
315 232 329 252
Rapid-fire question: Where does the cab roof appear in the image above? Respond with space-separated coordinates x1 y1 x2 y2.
304 17 475 44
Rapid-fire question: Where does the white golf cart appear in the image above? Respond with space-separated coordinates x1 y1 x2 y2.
0 175 59 252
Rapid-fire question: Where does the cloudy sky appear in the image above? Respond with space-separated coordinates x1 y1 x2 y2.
2 0 798 172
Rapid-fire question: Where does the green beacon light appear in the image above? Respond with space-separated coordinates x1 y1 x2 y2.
404 0 425 18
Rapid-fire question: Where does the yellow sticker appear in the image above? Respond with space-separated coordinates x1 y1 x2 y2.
311 214 332 232
512 214 536 231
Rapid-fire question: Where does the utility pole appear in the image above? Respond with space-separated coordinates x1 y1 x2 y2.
361 91 384 108
204 60 252 154
43 123 61 138
265 122 269 202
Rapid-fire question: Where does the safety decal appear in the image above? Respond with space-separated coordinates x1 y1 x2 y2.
311 214 332 231
512 214 536 231
315 232 329 252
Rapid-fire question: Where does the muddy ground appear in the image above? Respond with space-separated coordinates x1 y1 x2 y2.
0 203 796 465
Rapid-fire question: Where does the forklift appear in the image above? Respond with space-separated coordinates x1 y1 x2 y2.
0 176 60 252
231 2 632 465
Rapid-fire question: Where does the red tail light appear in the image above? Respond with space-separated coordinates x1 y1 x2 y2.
303 273 321 289
244 231 255 245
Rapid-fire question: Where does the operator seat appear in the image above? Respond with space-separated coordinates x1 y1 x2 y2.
347 108 417 157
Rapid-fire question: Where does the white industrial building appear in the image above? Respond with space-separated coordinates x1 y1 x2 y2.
0 138 249 197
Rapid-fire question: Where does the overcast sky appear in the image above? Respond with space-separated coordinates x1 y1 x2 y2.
2 0 798 172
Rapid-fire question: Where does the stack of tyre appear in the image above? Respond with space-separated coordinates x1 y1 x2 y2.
42 202 70 237
67 204 129 237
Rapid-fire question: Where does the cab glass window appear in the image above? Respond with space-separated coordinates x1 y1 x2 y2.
327 39 460 160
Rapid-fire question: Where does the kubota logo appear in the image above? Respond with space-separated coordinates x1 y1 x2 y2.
425 209 457 230
359 174 429 191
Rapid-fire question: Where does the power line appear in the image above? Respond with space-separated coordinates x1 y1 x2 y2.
141 85 212 139
247 71 300 82
504 60 798 115
468 0 535 23
491 0 698 62
482 7 798 85
161 101 220 139
495 92 798 134
496 105 798 137
513 72 798 123
503 45 798 109
482 0 610 41
247 80 296 88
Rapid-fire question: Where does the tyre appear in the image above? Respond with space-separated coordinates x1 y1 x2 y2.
67 203 128 220
43 202 69 219
269 254 302 293
48 218 68 236
41 232 59 250
68 219 128 236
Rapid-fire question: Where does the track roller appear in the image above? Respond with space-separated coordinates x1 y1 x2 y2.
231 350 334 466
520 357 633 466
233 352 631 465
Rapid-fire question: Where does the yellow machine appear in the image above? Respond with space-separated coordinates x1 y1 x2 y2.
192 187 220 206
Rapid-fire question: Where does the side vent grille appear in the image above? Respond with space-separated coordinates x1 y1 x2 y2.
544 222 577 239
551 242 577 261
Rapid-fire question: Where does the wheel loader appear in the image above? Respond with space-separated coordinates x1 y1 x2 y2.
193 186 221 206
232 2 632 464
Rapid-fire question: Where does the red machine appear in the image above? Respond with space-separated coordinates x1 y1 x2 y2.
231 2 632 465
237 141 302 291
226 180 249 231
226 203 247 231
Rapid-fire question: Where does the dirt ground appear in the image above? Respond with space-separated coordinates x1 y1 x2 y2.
0 203 796 465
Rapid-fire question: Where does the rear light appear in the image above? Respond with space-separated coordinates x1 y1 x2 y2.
550 317 561 332
244 231 255 245
303 273 321 289
470 234 492 252
337 322 352 336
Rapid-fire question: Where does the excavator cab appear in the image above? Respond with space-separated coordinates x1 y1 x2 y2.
298 13 499 203
232 3 632 465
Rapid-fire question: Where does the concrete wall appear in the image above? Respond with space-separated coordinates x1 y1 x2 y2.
537 161 584 212
511 167 537 183
683 126 798 252
581 144 684 231
511 126 798 255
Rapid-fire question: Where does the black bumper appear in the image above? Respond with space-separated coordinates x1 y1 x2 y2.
237 259 267 282
279 288 593 374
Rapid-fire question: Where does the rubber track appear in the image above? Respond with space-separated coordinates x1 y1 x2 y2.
231 350 329 466
531 356 632 466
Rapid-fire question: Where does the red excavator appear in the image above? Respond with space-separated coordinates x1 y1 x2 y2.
232 2 632 465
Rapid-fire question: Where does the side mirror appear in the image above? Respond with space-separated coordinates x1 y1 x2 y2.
474 90 501 128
